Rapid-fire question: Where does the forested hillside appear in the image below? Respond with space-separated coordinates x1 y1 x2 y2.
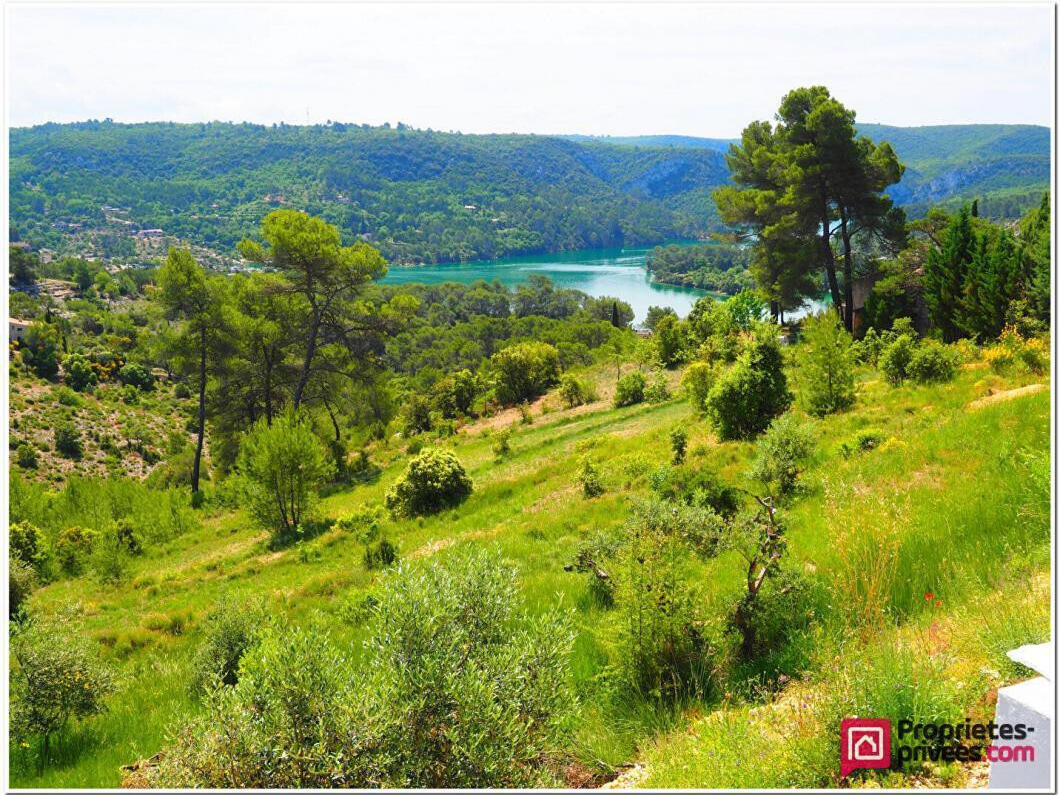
9 122 728 264
10 121 1048 267
580 124 1050 222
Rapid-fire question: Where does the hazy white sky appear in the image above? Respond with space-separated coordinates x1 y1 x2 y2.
6 2 1054 135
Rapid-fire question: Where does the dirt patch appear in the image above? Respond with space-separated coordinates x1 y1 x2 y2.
599 763 649 789
968 383 1047 410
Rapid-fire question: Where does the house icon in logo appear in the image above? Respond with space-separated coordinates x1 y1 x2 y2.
841 718 891 776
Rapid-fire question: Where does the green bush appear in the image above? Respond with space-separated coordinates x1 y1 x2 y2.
797 312 856 416
54 386 82 407
10 521 45 569
705 330 791 440
54 422 83 459
335 505 385 544
838 428 886 458
492 427 513 460
879 335 915 385
62 353 98 392
402 394 433 436
907 340 958 384
153 552 576 788
579 456 604 498
649 465 741 518
613 371 646 407
11 609 115 771
9 558 36 619
363 537 399 570
749 414 815 496
490 341 560 405
238 410 334 544
15 443 38 469
670 428 688 465
54 526 97 575
21 322 60 379
118 362 155 391
433 369 478 418
558 373 595 408
681 361 716 413
644 373 671 403
191 597 267 695
385 448 472 517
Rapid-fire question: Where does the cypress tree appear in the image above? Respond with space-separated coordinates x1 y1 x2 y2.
924 206 975 342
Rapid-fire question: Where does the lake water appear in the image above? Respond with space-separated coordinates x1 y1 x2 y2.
380 246 712 324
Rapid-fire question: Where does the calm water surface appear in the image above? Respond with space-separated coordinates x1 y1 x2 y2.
381 246 712 324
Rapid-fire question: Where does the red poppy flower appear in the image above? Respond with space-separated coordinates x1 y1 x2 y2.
924 592 934 600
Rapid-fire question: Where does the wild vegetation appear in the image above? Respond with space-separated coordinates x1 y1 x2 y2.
7 85 1052 789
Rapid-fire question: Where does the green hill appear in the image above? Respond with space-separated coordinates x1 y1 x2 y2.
9 122 1049 266
9 122 729 264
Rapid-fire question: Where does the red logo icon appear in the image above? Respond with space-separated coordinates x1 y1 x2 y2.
841 718 891 777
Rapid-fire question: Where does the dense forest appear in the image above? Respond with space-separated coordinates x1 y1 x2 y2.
9 121 1049 267
9 122 729 264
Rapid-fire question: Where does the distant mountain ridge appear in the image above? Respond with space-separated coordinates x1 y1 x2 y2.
9 121 1049 265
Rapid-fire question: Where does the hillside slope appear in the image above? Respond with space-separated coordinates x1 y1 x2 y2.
9 122 729 264
10 122 1048 267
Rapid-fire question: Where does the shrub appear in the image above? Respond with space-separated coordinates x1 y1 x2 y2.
238 410 334 545
54 526 97 575
385 448 472 517
558 373 595 408
567 531 622 606
15 443 38 469
490 341 560 405
153 552 576 788
797 312 856 416
54 386 82 407
10 521 45 569
749 414 815 496
121 384 140 404
616 500 720 699
363 538 399 570
54 422 83 459
433 369 479 418
173 381 191 399
492 427 513 459
9 558 36 620
402 394 433 435
681 361 716 413
613 371 646 407
705 330 792 440
853 326 883 365
649 465 741 517
879 335 915 385
21 322 61 379
191 597 267 695
579 456 605 498
11 609 114 771
907 340 958 384
118 362 155 391
670 428 688 465
62 353 98 392
336 505 385 544
838 428 885 458
644 373 671 403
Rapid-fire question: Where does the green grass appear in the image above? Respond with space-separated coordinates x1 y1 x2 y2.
10 358 1050 788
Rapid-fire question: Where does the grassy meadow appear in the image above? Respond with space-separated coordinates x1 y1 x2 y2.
10 349 1050 789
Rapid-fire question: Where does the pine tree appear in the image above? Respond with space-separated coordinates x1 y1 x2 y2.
924 206 975 342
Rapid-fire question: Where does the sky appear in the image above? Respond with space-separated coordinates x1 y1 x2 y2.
6 2 1054 136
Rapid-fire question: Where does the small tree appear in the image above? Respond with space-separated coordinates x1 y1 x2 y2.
749 414 815 497
907 340 957 384
492 427 513 460
11 609 114 772
490 342 560 405
62 354 98 392
797 312 856 416
705 329 792 440
727 496 788 660
579 456 605 498
558 373 595 409
402 394 433 436
670 428 688 465
238 410 334 544
118 362 155 391
21 322 61 379
385 448 473 517
613 371 646 408
879 335 916 385
192 597 268 695
54 422 84 460
681 361 715 414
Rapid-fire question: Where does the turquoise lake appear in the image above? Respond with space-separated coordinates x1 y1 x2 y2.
380 246 711 324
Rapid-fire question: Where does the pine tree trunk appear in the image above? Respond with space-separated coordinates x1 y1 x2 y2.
840 213 855 332
192 325 207 493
